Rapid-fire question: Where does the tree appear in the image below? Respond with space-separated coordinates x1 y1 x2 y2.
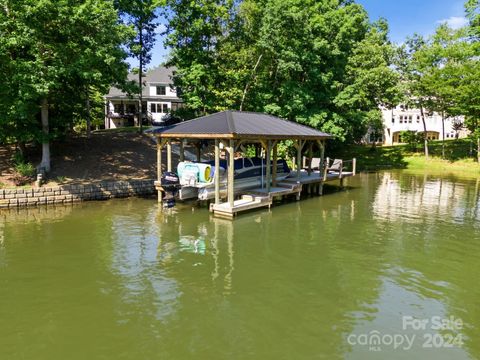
420 25 469 158
165 0 236 116
452 120 464 139
0 0 132 172
334 18 400 142
400 130 422 152
396 2 478 161
166 0 400 144
117 0 163 132
460 0 480 161
396 35 433 159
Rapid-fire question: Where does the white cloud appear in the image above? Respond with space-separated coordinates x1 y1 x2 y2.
436 16 468 29
155 23 167 34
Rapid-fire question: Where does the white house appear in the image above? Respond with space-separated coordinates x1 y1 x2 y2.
104 66 183 129
373 105 468 145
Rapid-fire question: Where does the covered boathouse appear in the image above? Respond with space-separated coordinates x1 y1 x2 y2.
150 110 356 218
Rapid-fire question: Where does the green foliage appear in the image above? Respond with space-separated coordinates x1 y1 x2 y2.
55 176 67 184
400 130 423 152
115 0 163 131
10 150 36 185
11 151 26 167
395 2 480 160
0 0 133 162
14 162 36 178
165 0 400 142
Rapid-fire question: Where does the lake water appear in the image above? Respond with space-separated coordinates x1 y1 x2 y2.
1 171 480 360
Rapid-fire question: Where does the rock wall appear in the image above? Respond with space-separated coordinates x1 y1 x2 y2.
0 179 155 209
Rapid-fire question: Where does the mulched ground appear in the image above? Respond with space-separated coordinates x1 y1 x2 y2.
0 131 172 187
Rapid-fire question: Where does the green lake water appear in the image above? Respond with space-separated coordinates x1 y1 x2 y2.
1 171 480 360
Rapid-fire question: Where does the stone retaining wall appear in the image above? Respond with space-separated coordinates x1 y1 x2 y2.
0 179 155 209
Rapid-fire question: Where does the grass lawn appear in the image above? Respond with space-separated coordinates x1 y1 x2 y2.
328 138 480 178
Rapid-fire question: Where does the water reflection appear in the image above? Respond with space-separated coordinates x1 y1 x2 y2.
365 172 480 359
372 172 480 224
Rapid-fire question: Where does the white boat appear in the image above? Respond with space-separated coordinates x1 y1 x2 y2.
177 158 291 200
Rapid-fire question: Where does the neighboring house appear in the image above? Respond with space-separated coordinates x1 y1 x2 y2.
104 66 183 129
366 105 468 145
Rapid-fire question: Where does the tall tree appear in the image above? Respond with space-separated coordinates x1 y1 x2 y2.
165 0 235 116
396 35 432 159
460 0 480 161
116 0 162 132
420 25 469 158
334 18 400 142
0 0 132 172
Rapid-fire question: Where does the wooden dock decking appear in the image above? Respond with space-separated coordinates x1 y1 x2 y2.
211 194 272 218
211 168 355 218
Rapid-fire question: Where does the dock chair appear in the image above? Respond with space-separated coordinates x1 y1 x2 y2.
303 157 321 170
327 158 343 173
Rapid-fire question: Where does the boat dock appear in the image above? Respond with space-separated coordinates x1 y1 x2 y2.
150 110 357 219
211 158 356 218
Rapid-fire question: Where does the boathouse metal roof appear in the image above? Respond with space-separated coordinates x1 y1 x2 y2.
149 111 332 140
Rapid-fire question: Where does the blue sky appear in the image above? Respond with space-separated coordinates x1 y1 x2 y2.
357 0 468 43
136 0 469 69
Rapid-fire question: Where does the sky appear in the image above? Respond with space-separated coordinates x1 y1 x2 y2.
357 0 468 43
135 0 469 69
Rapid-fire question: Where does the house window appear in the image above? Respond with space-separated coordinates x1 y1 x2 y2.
113 104 123 114
156 86 166 95
151 103 157 113
126 104 136 114
171 102 184 112
409 115 412 123
162 104 169 113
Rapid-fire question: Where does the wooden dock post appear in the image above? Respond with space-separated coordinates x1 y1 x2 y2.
215 139 220 205
266 140 271 193
307 141 313 176
272 142 278 188
166 139 172 172
179 140 185 162
156 138 166 203
317 140 325 195
295 140 305 182
227 140 235 208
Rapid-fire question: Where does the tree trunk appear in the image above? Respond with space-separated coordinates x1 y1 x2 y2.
477 137 480 164
240 54 263 111
39 97 51 173
86 88 91 138
441 111 445 159
420 106 429 160
138 23 143 133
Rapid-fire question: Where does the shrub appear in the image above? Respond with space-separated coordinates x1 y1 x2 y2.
11 151 36 186
400 130 423 152
15 162 36 177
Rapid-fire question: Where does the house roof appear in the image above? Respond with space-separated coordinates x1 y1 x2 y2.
105 66 177 98
149 111 332 140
